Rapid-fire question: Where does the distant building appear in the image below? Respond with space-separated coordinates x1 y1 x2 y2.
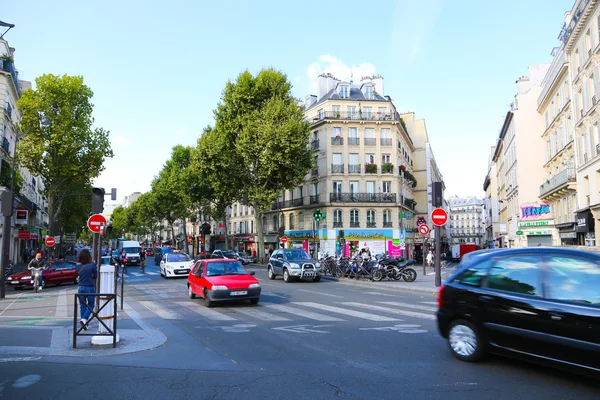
123 192 141 207
448 196 484 245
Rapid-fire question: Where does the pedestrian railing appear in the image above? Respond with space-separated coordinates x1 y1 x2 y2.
73 293 118 348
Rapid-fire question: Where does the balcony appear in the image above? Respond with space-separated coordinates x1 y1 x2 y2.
311 139 319 150
364 138 376 146
366 222 376 228
380 138 392 146
0 59 22 96
333 221 343 228
331 164 344 173
348 164 361 173
1 137 9 155
310 195 320 204
539 168 576 199
403 198 416 210
383 221 393 228
381 163 394 174
365 164 378 174
331 137 343 145
348 137 360 145
350 222 360 228
4 103 12 120
311 169 319 177
311 110 402 124
330 192 396 203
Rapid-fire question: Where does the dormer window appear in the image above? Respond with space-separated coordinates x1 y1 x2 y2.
365 86 374 100
339 86 349 98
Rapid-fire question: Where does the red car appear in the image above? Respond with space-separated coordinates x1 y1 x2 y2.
7 260 79 290
145 248 154 257
187 259 261 307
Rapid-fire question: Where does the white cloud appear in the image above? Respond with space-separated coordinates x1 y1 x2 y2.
112 135 133 145
306 55 377 95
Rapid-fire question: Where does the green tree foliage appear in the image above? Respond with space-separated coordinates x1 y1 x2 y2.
132 192 161 243
17 74 113 237
108 205 129 238
211 68 313 257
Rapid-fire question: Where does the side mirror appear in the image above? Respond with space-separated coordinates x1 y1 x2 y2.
249 271 255 276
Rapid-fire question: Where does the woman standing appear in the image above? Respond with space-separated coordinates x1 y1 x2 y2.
77 249 97 330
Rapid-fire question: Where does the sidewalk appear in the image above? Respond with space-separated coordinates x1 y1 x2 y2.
0 284 166 357
249 262 457 294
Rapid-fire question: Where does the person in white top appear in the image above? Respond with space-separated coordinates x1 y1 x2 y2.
426 250 434 268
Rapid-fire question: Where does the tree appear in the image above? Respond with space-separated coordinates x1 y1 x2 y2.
212 68 313 258
108 205 129 238
17 74 113 239
132 192 161 245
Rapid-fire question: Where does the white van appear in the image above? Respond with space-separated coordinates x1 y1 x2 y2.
118 240 141 266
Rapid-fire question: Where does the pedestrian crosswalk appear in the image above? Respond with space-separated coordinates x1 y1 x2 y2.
132 298 437 325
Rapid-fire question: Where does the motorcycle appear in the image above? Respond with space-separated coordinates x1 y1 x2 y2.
372 256 417 282
30 264 48 293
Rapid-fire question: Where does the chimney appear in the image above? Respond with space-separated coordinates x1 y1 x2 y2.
371 74 384 96
317 73 340 101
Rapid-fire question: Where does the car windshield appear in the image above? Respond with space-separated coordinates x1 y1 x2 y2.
167 253 191 262
124 247 141 253
223 251 236 258
206 261 248 276
284 250 310 260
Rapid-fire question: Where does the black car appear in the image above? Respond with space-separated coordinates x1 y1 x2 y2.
437 247 600 376
267 249 322 282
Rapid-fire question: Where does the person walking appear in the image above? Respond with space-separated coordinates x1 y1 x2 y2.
426 250 434 269
77 249 97 330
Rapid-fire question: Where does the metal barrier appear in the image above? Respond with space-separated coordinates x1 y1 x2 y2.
73 292 118 348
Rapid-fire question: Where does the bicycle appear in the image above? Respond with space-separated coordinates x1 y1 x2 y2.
4 262 13 280
140 258 146 273
31 262 48 293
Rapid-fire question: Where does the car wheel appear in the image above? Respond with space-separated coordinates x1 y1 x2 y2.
188 285 196 299
313 276 321 282
268 266 276 280
283 268 292 283
447 319 485 362
13 287 23 291
203 289 214 307
249 298 259 305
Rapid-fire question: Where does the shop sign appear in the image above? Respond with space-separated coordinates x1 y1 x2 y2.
285 230 317 240
18 230 30 239
520 203 551 221
518 220 553 227
343 230 393 240
15 210 28 225
524 230 552 235
576 210 594 233
559 232 577 239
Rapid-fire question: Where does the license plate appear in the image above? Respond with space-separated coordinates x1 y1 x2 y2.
10 281 18 284
230 291 248 296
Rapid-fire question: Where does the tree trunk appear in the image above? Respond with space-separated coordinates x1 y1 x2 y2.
255 209 264 263
47 191 58 237
169 222 175 249
223 210 229 250
182 219 188 253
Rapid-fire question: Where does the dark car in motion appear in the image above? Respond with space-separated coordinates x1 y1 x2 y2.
267 249 322 282
436 247 600 376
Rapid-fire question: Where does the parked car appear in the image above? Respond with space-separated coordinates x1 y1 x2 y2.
187 259 260 307
235 253 252 265
7 260 80 290
268 249 322 282
437 247 600 376
160 251 194 278
145 248 154 257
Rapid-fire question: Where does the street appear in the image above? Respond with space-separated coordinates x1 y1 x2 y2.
0 259 597 400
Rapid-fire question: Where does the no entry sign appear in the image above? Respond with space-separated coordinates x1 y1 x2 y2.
87 213 108 234
45 237 56 247
281 235 288 244
431 208 448 226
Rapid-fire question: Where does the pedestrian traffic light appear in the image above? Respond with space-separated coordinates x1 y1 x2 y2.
92 187 105 213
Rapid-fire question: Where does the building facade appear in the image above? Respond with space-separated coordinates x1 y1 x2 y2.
483 146 499 247
447 197 484 245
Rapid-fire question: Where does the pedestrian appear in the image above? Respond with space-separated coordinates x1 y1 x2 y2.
426 250 434 269
77 249 97 330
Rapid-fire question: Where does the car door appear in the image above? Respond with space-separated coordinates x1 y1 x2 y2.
62 262 78 283
274 251 284 274
480 253 548 356
45 261 64 284
195 262 208 295
189 262 201 295
542 253 600 370
160 253 168 274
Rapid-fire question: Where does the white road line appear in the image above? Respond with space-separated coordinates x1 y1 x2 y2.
297 289 343 298
421 301 438 305
130 272 144 277
293 302 399 322
55 289 68 318
377 301 438 312
146 272 159 275
0 293 22 316
230 307 290 321
260 302 344 321
175 302 237 321
340 302 435 320
261 292 287 299
139 301 183 320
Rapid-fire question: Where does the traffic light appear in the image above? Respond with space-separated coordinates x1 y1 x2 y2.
339 230 345 239
92 187 105 213
432 182 443 207
0 189 13 217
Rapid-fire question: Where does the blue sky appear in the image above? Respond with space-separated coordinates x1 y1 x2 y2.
3 0 572 206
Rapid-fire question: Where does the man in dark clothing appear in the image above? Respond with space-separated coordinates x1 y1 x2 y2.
139 249 146 272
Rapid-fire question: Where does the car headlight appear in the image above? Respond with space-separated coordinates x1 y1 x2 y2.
315 262 321 268
22 276 31 280
248 283 260 289
212 285 228 290
6 277 11 281
289 263 300 269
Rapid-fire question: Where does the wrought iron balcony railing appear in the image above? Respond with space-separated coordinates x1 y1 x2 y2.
366 222 376 228
364 138 376 146
348 164 361 173
380 138 392 146
383 222 393 228
540 168 576 197
311 111 401 123
331 164 344 173
311 139 319 150
331 137 343 145
310 195 320 204
348 137 360 145
333 221 343 228
330 192 396 203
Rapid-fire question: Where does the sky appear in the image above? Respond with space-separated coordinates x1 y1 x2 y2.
2 0 573 207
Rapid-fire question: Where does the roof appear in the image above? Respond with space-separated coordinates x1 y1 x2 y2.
307 84 389 111
448 197 484 207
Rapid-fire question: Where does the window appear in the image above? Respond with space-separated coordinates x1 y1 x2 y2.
364 128 374 138
332 105 340 115
382 181 391 193
333 181 342 194
347 106 356 118
332 153 343 165
298 212 304 229
486 256 541 296
349 153 359 165
383 209 392 224
365 86 373 99
318 109 324 119
334 209 343 226
348 127 358 138
382 154 391 163
367 209 376 226
339 86 348 98
363 107 372 119
350 209 359 226
381 128 390 139
333 127 341 138
289 214 295 230
313 182 318 196
545 256 600 306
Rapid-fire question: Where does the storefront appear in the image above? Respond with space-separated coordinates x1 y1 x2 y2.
285 230 319 256
557 222 577 246
232 235 254 255
518 203 554 247
576 209 595 246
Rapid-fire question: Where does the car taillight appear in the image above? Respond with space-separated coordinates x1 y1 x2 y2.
437 285 445 309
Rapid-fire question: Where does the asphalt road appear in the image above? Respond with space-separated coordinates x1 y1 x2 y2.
0 258 598 400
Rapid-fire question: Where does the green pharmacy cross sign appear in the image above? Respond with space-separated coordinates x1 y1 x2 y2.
313 208 326 222
399 211 413 220
516 230 523 235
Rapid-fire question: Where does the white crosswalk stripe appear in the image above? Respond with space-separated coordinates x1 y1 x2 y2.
131 272 144 277
140 301 183 320
260 302 344 321
230 307 291 321
377 301 437 313
294 302 399 322
146 272 159 275
340 302 435 321
175 302 237 321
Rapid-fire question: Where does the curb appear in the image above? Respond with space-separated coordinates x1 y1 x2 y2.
320 275 440 294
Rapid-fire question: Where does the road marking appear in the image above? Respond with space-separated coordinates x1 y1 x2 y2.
261 292 287 299
12 374 42 388
55 289 68 318
377 301 438 312
359 324 428 333
0 293 23 316
230 307 290 321
364 291 402 298
199 324 256 333
342 302 435 320
175 302 237 321
131 272 144 277
260 302 344 321
297 289 343 298
272 324 332 334
140 301 183 320
0 357 42 363
146 272 159 275
294 302 399 322
421 301 438 305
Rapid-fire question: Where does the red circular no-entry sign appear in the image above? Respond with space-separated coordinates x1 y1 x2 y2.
431 208 448 226
45 237 56 247
281 235 288 244
87 213 108 233
418 224 430 235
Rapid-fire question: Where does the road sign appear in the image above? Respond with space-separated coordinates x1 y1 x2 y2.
87 213 108 234
431 208 448 226
400 242 406 249
281 235 288 244
45 237 55 247
516 230 523 235
419 224 430 235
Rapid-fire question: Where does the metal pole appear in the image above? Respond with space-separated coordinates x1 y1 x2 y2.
120 260 124 310
435 226 442 287
0 213 10 299
312 219 316 260
422 239 427 277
